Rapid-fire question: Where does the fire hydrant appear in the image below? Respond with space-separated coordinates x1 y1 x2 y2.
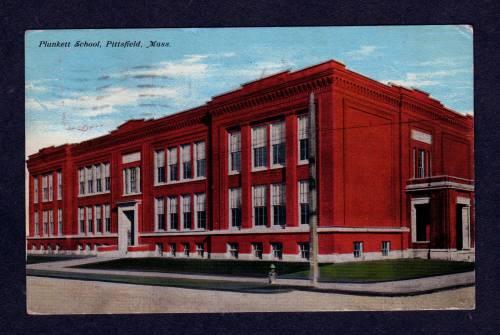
268 264 277 284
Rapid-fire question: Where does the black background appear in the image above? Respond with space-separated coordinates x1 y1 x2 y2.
1 0 499 334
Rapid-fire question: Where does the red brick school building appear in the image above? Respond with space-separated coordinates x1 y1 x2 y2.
26 60 475 262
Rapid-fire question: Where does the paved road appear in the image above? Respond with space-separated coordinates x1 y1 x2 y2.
27 276 475 314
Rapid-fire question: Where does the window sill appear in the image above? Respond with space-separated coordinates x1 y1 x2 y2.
78 191 111 198
252 167 268 173
412 241 430 244
122 192 142 196
298 160 309 166
228 171 240 176
270 164 285 170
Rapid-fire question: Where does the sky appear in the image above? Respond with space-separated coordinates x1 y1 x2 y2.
25 26 473 157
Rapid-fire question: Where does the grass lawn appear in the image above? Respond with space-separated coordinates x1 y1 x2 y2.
73 257 474 283
27 255 92 265
74 258 309 277
282 259 475 283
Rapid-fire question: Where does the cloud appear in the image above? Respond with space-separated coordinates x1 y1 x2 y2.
345 45 381 60
383 68 471 88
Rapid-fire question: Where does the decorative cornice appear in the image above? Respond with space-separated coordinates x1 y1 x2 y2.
402 101 471 129
210 75 333 117
332 74 400 107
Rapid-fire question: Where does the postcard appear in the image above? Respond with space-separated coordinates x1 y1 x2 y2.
25 26 474 314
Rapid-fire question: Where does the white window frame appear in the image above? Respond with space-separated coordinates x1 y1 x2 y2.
34 211 39 236
270 121 286 169
195 141 206 179
123 166 141 195
154 150 166 185
48 174 53 201
48 210 54 236
196 243 204 257
229 188 242 229
167 196 178 230
79 168 85 195
298 242 310 260
42 175 48 202
181 195 192 230
155 197 165 231
104 204 111 233
353 241 363 258
252 185 267 227
104 163 111 192
181 144 192 180
271 242 283 260
228 131 241 175
78 207 85 234
167 147 178 183
228 243 239 259
86 206 93 234
42 210 48 236
298 180 310 225
33 176 39 204
251 126 268 172
86 167 93 194
298 115 309 165
381 241 390 256
57 208 62 236
195 193 206 230
252 242 263 259
95 205 102 234
271 183 286 227
57 171 62 200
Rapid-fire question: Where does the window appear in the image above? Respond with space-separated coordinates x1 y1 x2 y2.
229 131 241 173
271 184 286 226
123 166 140 194
168 196 178 230
86 207 93 234
417 149 426 178
298 115 309 163
156 243 164 256
229 188 242 228
196 243 204 257
381 241 390 256
95 205 102 233
183 243 190 257
87 167 94 194
42 175 49 202
182 195 192 230
155 198 165 231
271 121 286 166
48 174 53 201
252 126 267 169
104 163 111 191
181 144 192 179
299 181 310 225
104 204 111 233
48 210 54 235
34 211 39 236
253 185 267 226
78 207 85 233
195 193 206 229
271 243 282 260
57 208 62 236
96 165 102 193
169 243 176 256
79 168 85 194
299 243 310 260
252 242 263 259
57 171 62 200
195 141 206 178
168 147 178 182
42 211 48 236
228 243 239 259
155 150 166 184
353 241 363 258
33 176 38 203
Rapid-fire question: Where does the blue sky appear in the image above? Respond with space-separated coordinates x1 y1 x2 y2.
25 26 473 156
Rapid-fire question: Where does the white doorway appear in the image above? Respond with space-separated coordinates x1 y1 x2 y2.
118 203 138 254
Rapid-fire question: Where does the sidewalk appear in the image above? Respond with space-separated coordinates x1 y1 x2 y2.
26 257 475 296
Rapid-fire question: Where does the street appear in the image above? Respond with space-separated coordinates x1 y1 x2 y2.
27 276 475 314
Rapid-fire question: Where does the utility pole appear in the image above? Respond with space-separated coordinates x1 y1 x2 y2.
308 92 319 286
